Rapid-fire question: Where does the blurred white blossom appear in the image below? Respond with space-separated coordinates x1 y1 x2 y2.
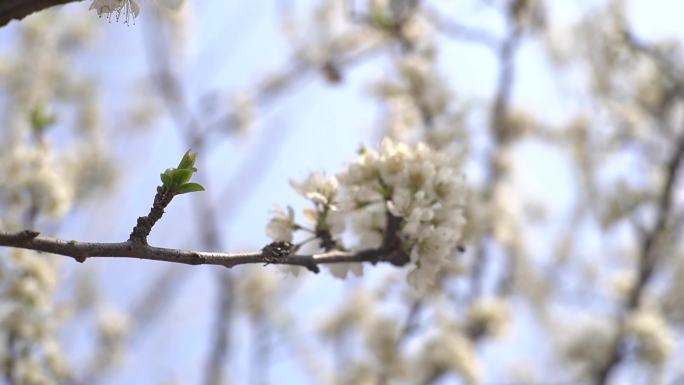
561 316 618 379
1 143 74 218
418 329 481 385
266 205 297 242
237 268 280 319
625 308 675 366
465 297 511 339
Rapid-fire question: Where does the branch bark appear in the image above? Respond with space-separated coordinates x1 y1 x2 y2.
0 0 81 28
0 230 401 272
128 189 174 244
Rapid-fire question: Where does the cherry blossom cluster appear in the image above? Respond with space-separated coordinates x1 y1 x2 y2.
266 138 466 290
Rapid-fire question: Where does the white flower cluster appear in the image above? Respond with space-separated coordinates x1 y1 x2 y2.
339 139 466 290
266 138 466 290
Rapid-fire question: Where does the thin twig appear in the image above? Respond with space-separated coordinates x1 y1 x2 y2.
0 230 404 272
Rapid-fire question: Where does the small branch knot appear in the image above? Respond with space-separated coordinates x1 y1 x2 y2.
261 241 295 258
17 230 40 241
315 229 337 251
385 248 410 266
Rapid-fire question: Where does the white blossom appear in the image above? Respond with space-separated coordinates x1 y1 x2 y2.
265 205 296 242
351 205 386 249
625 308 675 366
325 209 346 236
290 172 338 206
89 0 140 23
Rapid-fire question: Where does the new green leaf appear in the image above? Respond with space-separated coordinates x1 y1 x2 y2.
167 168 194 186
177 149 198 170
160 171 173 186
175 183 205 195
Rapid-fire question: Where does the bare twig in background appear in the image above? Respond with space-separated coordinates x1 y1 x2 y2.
491 24 523 297
423 6 500 50
468 6 523 300
594 132 684 385
204 271 234 385
129 266 186 334
588 21 684 383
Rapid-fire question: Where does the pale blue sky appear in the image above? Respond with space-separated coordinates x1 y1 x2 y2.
2 0 684 384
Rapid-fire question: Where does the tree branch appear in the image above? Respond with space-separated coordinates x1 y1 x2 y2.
0 0 81 28
594 132 684 385
0 230 402 273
